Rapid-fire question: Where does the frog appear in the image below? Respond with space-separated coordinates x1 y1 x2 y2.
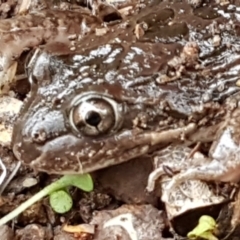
11 0 240 191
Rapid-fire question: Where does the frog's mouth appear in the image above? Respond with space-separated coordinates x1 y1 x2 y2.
13 131 152 175
29 145 151 175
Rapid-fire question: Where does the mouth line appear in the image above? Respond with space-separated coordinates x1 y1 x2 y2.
28 145 151 175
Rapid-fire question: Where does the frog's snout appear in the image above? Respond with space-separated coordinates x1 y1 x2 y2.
18 124 48 145
12 115 49 165
30 128 48 143
12 137 42 165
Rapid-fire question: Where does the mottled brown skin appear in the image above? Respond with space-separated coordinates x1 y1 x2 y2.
10 1 240 188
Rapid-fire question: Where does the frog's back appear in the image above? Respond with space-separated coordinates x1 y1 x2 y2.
41 1 240 116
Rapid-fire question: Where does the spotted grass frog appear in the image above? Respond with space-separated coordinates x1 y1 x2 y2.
10 1 240 192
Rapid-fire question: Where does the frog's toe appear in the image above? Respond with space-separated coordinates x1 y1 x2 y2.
146 167 164 192
161 172 190 203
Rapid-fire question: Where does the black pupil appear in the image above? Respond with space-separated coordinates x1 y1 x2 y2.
85 111 102 127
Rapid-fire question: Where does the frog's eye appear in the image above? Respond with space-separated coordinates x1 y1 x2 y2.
69 93 124 136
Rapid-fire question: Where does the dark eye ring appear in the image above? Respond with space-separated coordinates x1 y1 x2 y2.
69 92 124 136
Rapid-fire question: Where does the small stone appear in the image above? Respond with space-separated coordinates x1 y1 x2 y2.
15 224 52 240
95 28 108 36
187 0 202 8
90 205 166 240
212 35 221 47
70 46 76 51
0 225 14 240
0 96 22 147
68 34 77 40
236 79 240 87
22 177 38 188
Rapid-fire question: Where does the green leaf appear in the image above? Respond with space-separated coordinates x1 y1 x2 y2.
60 174 94 192
49 190 73 214
187 215 218 240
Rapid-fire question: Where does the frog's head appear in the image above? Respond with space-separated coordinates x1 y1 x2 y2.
12 46 181 174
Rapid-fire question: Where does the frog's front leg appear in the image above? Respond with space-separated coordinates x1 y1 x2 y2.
146 145 207 192
147 144 225 213
162 107 240 203
161 159 229 203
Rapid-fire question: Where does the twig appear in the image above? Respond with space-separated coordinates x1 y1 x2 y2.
0 161 21 195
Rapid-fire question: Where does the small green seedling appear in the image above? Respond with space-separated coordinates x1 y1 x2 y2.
0 174 93 225
50 190 73 214
187 215 218 240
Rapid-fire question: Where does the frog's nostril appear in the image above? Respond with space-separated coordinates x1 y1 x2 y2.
32 130 47 143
